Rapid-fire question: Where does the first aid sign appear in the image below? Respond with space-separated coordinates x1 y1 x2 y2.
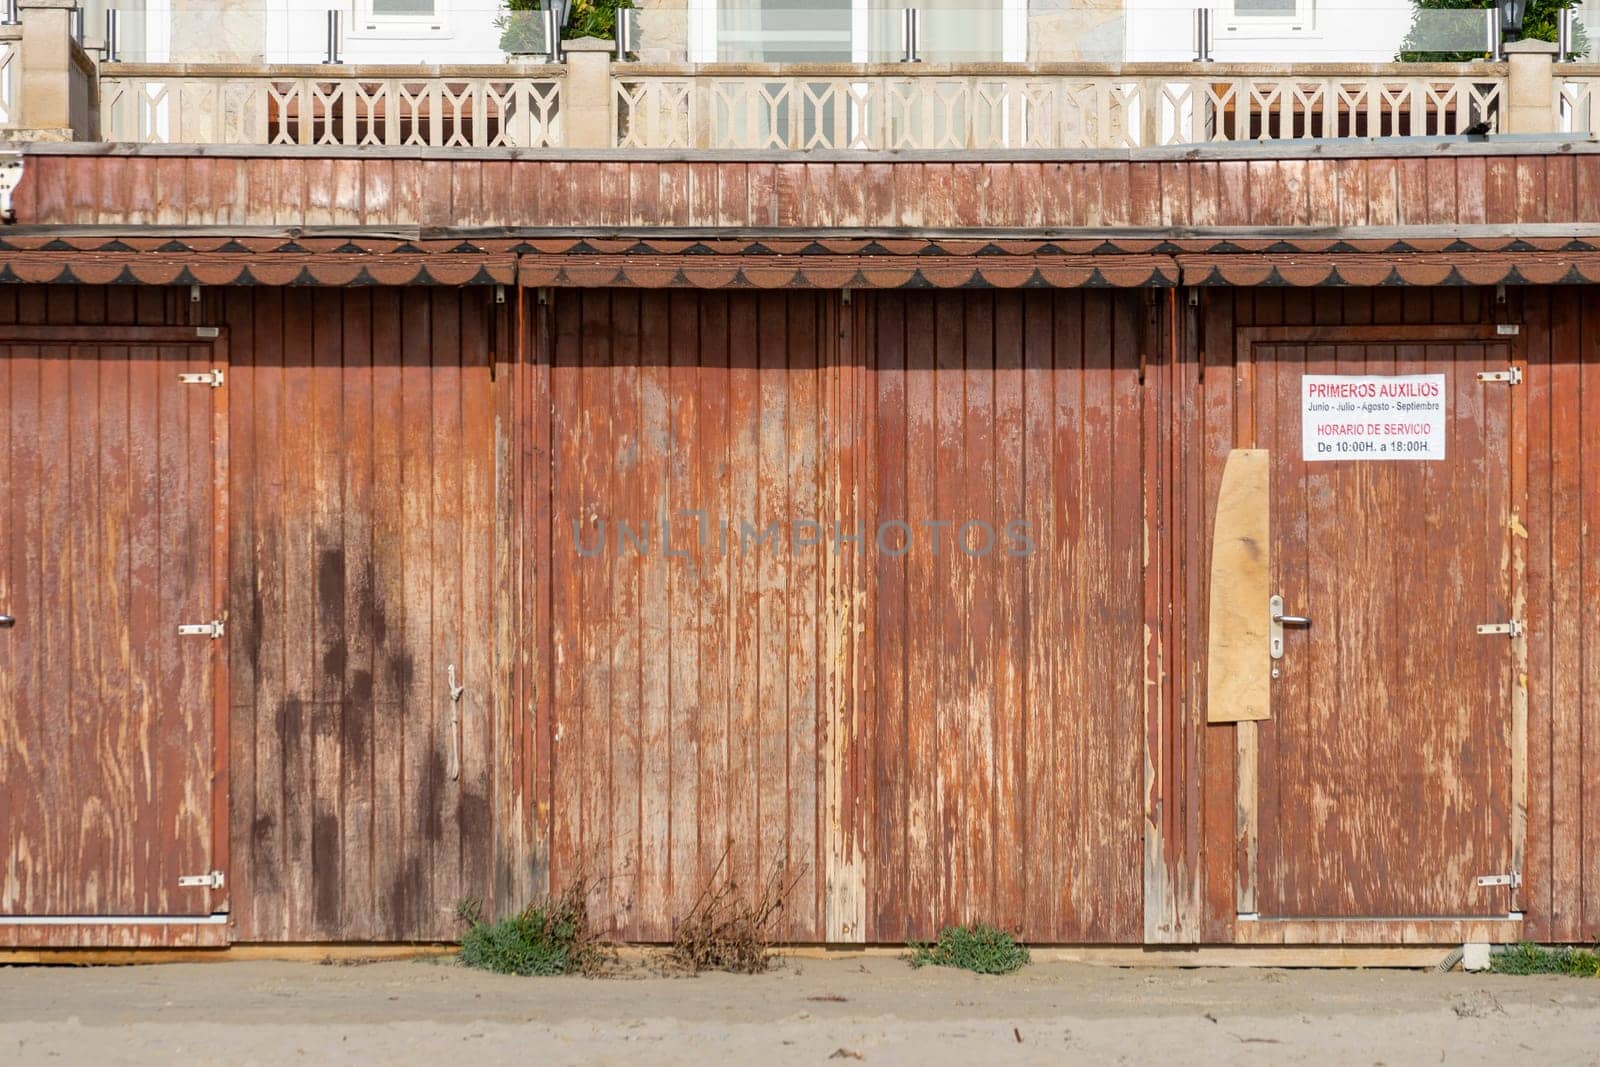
1301 373 1447 461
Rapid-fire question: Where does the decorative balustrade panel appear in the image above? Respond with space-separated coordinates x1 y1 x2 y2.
1558 70 1600 136
0 31 19 129
90 64 1532 151
100 70 563 147
615 69 1508 150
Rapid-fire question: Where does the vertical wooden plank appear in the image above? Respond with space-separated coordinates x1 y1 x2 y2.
868 292 908 942
686 162 717 227
664 290 702 927
428 290 465 935
726 291 761 900
747 162 777 227
398 287 436 936
637 291 672 937
932 291 965 928
223 287 259 938
514 285 546 913
459 291 495 917
1544 289 1581 939
66 345 106 908
628 161 661 228
279 289 317 938
1020 289 1056 938
992 293 1026 935
694 292 731 914
572 291 615 918
331 159 363 225
338 288 376 941
1581 295 1600 938
1199 287 1238 941
903 290 936 938
309 288 346 937
755 291 791 924
608 291 642 938
1054 290 1087 938
249 288 287 939
961 294 997 927
549 291 586 900
786 294 821 939
716 162 748 228
368 288 406 936
1457 156 1487 226
806 163 838 229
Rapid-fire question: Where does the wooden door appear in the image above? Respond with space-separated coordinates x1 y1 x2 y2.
0 327 228 918
541 290 839 943
1238 326 1522 920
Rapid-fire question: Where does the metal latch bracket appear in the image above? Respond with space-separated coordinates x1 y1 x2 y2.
178 870 225 890
1476 621 1524 637
1476 871 1522 888
178 620 225 639
179 369 224 388
1475 367 1522 384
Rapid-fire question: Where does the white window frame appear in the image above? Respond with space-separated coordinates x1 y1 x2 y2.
688 0 1027 64
348 0 453 41
1217 0 1317 39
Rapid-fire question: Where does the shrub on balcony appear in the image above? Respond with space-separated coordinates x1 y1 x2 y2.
1397 0 1583 61
498 1 635 54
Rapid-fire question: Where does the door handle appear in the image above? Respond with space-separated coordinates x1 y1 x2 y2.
0 614 14 629
1268 594 1310 661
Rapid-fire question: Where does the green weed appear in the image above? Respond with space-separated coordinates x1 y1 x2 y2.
1490 943 1600 977
906 923 1030 975
456 879 610 977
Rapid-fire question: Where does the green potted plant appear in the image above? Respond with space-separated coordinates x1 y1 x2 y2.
565 0 634 42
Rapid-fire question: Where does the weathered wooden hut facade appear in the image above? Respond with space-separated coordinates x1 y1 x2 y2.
1 140 1598 955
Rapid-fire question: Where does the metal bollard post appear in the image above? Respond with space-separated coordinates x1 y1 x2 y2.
544 8 562 61
615 6 635 59
1193 8 1214 62
104 9 121 62
0 0 16 28
901 8 921 63
324 10 342 64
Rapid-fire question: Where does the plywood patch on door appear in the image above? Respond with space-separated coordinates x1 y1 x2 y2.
1206 448 1270 724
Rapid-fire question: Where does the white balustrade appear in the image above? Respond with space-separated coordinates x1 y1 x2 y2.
614 66 1510 150
99 67 563 148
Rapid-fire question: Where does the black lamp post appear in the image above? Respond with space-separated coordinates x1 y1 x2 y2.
1499 0 1528 44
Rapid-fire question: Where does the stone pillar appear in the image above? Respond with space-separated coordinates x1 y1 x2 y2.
1504 39 1558 134
563 36 614 149
18 0 76 138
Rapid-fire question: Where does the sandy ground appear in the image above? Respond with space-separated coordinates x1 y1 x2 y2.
1 956 1598 1066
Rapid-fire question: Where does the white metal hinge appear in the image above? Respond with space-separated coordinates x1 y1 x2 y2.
178 369 224 388
1495 323 1520 336
178 620 225 639
1476 871 1522 888
1475 367 1522 384
178 870 225 890
196 326 220 339
1476 621 1524 637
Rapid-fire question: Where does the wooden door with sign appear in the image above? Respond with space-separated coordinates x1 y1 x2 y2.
1234 326 1523 922
0 327 229 919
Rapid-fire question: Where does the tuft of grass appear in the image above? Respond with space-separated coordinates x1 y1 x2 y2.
906 923 1030 975
1490 943 1600 977
664 843 804 975
456 879 611 977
